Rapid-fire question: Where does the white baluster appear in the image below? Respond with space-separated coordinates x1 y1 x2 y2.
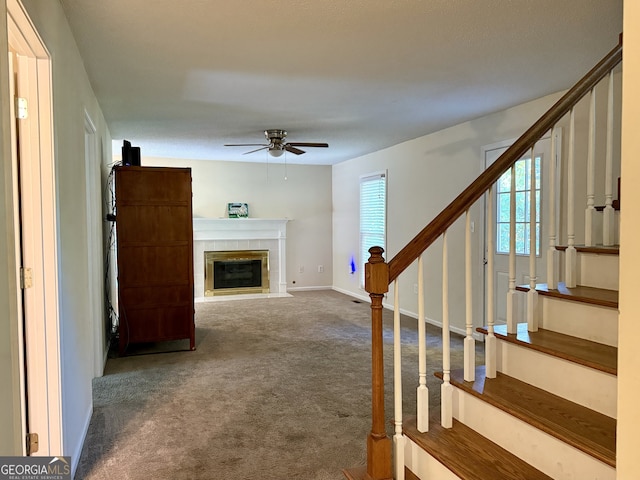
566 108 577 287
528 147 539 332
485 186 496 378
393 282 405 480
506 164 517 334
603 70 615 246
547 127 559 289
417 255 429 432
441 231 453 429
585 88 596 246
464 210 475 382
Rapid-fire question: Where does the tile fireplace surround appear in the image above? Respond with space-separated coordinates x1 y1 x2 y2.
193 218 289 300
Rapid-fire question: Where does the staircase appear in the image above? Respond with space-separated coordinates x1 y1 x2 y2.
408 252 619 479
344 37 622 480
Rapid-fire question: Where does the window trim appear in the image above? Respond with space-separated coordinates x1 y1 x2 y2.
359 171 387 288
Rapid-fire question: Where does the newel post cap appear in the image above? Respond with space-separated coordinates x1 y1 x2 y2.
365 246 389 294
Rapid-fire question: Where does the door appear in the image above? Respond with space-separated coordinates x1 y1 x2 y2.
13 49 47 455
8 48 30 454
8 0 62 455
483 133 558 326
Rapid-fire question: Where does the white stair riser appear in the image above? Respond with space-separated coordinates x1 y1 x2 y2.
452 388 616 480
578 253 619 290
541 297 618 346
496 340 617 418
404 438 460 480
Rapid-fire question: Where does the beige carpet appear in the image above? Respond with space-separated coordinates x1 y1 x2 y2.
75 290 478 479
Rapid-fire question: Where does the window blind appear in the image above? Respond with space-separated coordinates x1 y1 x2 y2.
360 172 387 287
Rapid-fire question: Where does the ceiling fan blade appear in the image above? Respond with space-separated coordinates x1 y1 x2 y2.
285 145 305 155
286 142 329 148
225 143 268 147
243 146 269 155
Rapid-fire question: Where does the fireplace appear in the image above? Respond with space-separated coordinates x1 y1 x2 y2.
205 250 269 296
193 218 288 300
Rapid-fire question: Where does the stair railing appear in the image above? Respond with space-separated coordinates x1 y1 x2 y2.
345 36 622 480
602 70 616 246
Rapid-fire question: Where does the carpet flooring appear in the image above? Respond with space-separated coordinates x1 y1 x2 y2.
74 290 479 479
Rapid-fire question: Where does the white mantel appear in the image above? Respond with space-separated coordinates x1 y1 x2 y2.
192 218 289 299
193 218 289 241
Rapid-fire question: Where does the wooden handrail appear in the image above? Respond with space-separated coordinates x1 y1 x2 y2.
347 37 623 480
388 39 622 283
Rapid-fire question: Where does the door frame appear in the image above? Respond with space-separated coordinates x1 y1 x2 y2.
7 0 63 455
478 138 515 332
84 110 106 377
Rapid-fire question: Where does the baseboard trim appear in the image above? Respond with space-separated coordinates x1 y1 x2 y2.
101 341 109 376
331 287 483 341
398 307 483 341
287 285 332 292
71 403 93 478
398 307 484 341
331 286 371 303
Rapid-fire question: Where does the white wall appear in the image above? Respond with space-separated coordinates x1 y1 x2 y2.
332 92 575 332
0 0 23 455
142 157 333 290
16 0 112 466
333 57 622 332
617 1 640 475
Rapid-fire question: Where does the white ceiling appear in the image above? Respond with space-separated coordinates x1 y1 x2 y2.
59 0 622 165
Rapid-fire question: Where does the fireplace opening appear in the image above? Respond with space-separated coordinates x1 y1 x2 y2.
214 259 261 289
205 250 269 296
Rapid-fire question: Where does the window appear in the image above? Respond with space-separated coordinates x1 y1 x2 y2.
496 156 541 255
360 172 387 287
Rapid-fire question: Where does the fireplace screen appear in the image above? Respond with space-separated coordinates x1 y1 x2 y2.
205 250 269 296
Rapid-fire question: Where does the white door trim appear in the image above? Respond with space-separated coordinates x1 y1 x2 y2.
7 0 63 455
84 110 106 377
479 138 515 329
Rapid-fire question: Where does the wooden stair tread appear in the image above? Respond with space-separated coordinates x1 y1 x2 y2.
343 466 419 480
343 466 417 480
405 467 420 480
477 323 617 375
342 466 365 480
515 282 618 309
436 366 616 467
403 415 553 479
342 466 370 480
555 244 619 255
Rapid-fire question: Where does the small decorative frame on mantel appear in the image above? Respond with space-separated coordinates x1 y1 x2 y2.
227 203 249 218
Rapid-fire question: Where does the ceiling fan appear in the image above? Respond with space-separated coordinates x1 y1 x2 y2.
225 129 329 157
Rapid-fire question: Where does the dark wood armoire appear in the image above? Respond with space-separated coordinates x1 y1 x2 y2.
115 166 195 354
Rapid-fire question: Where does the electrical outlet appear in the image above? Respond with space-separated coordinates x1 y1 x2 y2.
318 265 324 273
299 266 304 273
413 283 418 294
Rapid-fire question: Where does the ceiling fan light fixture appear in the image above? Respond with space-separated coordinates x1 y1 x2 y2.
225 129 328 157
269 148 284 157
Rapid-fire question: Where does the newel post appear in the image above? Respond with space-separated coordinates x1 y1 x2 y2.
365 246 393 480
